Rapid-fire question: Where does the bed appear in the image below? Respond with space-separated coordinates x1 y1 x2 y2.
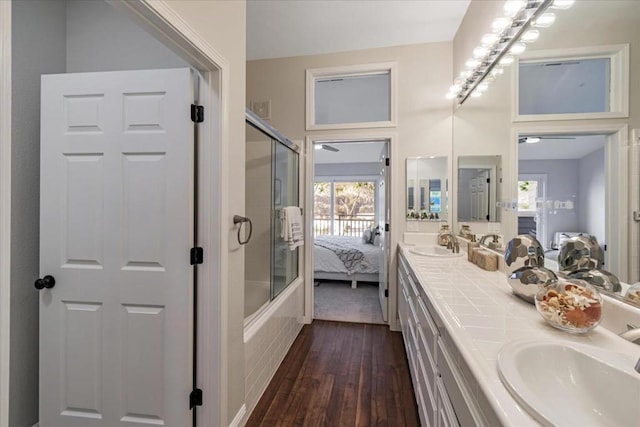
313 235 381 288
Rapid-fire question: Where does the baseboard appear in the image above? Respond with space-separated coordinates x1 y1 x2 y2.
228 404 246 427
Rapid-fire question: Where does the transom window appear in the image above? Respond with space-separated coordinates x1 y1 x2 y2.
306 62 397 130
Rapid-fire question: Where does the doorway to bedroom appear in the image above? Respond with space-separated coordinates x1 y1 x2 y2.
310 140 390 324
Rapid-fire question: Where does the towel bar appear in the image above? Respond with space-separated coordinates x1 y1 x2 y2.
233 215 253 245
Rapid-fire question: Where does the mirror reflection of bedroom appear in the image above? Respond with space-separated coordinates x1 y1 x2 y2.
518 134 607 270
312 140 389 324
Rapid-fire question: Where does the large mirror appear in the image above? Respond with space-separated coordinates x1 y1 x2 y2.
406 157 448 221
452 1 640 306
457 155 501 223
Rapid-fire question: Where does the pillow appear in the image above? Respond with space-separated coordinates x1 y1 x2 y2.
362 229 372 244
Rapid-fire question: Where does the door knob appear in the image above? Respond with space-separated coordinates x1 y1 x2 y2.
34 275 55 290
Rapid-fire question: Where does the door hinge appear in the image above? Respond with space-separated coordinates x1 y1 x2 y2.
191 104 204 123
603 244 607 251
190 247 204 265
384 289 389 298
486 214 490 221
385 223 390 232
190 388 203 409
385 158 390 166
486 178 490 183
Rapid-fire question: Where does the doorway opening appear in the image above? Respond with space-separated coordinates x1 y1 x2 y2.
310 140 390 324
3 1 226 426
517 132 611 273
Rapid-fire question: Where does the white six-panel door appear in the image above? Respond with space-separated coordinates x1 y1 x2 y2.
39 68 194 427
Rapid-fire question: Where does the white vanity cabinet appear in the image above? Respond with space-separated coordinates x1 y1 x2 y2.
399 251 491 427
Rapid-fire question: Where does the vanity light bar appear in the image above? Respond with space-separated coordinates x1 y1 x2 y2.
446 0 573 104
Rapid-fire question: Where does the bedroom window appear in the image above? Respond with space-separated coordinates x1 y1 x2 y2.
314 181 375 237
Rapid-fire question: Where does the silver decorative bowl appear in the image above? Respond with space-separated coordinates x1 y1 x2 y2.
504 235 545 270
566 269 621 294
558 235 604 272
507 266 558 304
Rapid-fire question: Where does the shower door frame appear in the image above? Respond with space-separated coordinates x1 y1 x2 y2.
304 132 400 331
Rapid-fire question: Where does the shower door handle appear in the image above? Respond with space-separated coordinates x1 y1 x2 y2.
233 215 253 245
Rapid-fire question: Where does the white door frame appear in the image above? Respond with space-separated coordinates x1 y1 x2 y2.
304 132 400 331
510 123 630 282
517 173 548 248
0 1 230 426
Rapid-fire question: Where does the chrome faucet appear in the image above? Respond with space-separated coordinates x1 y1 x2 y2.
618 325 640 373
479 234 500 246
446 231 460 254
619 324 640 345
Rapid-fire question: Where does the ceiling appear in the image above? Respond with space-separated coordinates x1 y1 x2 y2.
247 0 471 61
518 134 607 160
314 141 386 164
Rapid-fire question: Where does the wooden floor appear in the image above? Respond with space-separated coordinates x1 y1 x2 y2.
246 320 419 427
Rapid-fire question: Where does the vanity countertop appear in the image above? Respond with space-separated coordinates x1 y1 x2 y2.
399 243 640 426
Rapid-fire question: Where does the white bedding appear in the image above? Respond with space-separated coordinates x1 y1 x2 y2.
314 235 381 275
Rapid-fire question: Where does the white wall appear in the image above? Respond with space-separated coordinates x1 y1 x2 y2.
10 2 67 426
66 0 188 72
578 148 606 244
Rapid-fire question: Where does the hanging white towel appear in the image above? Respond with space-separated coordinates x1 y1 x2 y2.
280 206 304 250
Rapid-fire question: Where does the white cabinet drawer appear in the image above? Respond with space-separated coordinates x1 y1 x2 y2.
437 377 460 427
437 339 480 427
416 297 438 367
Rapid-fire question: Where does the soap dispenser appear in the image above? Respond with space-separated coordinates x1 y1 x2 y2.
437 224 451 246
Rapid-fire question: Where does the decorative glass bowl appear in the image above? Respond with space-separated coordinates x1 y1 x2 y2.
625 283 640 303
535 279 603 334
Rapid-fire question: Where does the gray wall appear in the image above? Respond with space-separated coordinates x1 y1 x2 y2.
66 0 188 72
578 148 605 244
315 162 382 177
519 159 580 248
11 1 67 426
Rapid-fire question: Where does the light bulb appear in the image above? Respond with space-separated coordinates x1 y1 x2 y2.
470 91 483 98
551 0 575 9
460 70 473 79
509 42 527 56
449 84 461 93
525 137 541 144
477 82 489 92
466 58 481 69
491 17 512 33
503 0 526 17
473 46 489 58
521 29 540 43
314 144 322 150
533 13 556 28
499 56 514 66
481 33 499 46
445 92 456 100
490 67 504 77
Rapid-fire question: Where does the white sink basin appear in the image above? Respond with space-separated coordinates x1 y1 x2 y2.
498 339 640 427
410 245 464 258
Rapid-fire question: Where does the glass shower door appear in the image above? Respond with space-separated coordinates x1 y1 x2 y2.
271 141 299 299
